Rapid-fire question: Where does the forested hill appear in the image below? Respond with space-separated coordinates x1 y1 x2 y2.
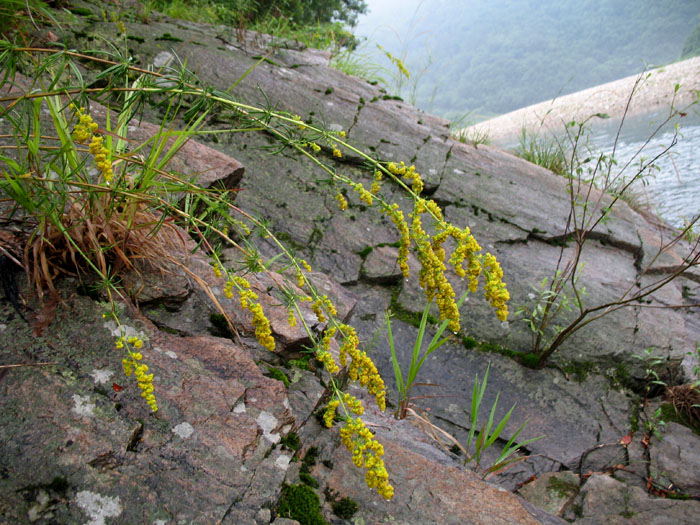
357 0 700 120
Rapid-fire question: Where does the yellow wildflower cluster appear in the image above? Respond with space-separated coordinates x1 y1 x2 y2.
337 324 386 411
291 114 306 130
335 193 348 211
381 203 410 279
411 200 461 332
295 259 312 288
342 392 364 415
318 328 340 373
340 417 394 499
71 105 113 182
483 253 510 321
317 349 339 375
71 104 98 142
212 263 223 279
89 136 114 182
323 399 340 427
370 170 383 195
332 146 343 158
352 182 373 206
388 161 423 194
433 224 482 291
311 294 337 324
287 309 297 327
225 275 275 351
120 336 158 412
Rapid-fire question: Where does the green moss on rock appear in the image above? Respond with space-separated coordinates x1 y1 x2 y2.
332 497 359 519
277 484 327 525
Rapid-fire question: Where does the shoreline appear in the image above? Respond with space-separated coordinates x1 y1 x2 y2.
462 56 700 145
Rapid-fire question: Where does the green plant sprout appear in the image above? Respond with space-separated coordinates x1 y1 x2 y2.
462 364 543 474
385 291 468 419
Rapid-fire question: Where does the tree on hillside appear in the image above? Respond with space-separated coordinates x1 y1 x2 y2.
224 0 367 26
681 16 700 59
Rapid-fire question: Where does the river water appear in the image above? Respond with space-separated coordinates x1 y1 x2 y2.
495 106 700 227
586 107 700 227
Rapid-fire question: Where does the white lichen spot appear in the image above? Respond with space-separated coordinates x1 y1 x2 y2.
72 395 96 417
256 411 280 444
153 521 167 525
103 320 143 342
233 403 246 414
283 398 290 410
172 422 194 439
429 168 438 175
275 454 291 470
154 346 178 359
501 321 510 330
76 491 122 525
0 323 6 332
453 168 465 175
281 424 292 435
90 369 114 385
152 51 174 69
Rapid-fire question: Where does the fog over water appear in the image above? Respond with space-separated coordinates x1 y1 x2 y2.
353 0 700 226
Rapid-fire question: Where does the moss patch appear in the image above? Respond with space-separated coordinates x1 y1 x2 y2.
332 497 358 519
280 432 300 451
277 484 327 525
265 366 290 388
659 402 700 435
299 446 319 487
546 475 579 498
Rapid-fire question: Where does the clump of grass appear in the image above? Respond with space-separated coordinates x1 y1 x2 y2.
456 127 491 147
513 128 568 175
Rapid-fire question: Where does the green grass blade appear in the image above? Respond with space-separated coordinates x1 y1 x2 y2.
405 300 431 389
484 403 515 449
385 311 405 399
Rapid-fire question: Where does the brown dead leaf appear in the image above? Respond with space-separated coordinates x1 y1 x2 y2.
32 293 59 336
621 433 632 446
46 31 58 42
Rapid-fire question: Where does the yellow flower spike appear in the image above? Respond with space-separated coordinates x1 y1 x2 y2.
483 253 510 321
287 309 297 328
311 298 326 323
335 193 348 211
310 142 321 152
318 351 339 375
323 399 340 428
225 275 276 351
340 417 394 499
332 146 343 158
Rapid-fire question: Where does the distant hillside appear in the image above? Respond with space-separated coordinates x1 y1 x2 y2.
356 0 700 120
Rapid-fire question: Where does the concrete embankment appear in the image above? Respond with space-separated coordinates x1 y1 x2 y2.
463 56 700 145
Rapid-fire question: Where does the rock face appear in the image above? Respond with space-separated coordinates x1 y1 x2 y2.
1 4 700 524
